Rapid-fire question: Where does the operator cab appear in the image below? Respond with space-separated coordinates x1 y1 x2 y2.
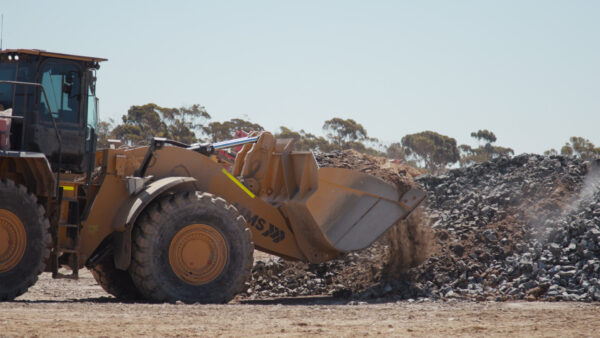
0 49 107 173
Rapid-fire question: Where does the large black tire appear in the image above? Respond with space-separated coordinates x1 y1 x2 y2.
90 254 143 301
129 191 253 303
0 179 51 301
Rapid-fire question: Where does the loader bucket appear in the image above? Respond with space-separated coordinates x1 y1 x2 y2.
277 167 426 262
310 168 425 251
230 133 427 263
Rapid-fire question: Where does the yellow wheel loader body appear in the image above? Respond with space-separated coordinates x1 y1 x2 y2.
79 132 425 267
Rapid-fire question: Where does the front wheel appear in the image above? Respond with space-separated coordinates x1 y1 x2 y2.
129 191 253 303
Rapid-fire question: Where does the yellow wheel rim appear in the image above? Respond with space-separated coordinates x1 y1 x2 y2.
169 224 228 285
0 209 26 273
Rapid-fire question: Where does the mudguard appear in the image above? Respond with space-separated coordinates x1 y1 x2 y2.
0 151 56 197
112 176 197 270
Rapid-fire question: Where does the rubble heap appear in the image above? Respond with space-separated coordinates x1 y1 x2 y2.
239 151 600 302
403 154 599 301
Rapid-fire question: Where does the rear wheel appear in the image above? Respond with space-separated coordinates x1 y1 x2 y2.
0 179 50 301
129 191 253 303
90 254 143 300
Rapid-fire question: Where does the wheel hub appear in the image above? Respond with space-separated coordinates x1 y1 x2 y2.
169 224 228 285
0 209 26 273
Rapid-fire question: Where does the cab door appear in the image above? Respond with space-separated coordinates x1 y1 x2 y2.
32 59 88 172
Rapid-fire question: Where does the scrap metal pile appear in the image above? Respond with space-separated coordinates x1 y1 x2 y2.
239 151 600 302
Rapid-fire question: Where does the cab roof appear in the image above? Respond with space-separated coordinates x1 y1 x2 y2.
0 49 108 63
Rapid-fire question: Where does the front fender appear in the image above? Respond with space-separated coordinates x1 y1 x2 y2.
112 176 197 270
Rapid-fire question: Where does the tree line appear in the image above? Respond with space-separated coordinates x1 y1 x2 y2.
99 103 599 173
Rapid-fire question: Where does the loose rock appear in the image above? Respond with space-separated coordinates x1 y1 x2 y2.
238 151 600 303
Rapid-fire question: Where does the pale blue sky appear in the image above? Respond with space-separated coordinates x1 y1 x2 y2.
3 0 599 154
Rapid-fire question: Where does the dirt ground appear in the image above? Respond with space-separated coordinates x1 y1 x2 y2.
0 270 597 337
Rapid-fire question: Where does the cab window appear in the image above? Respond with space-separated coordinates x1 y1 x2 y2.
39 61 81 124
86 82 98 141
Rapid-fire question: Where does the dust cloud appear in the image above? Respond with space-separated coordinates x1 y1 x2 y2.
383 206 433 278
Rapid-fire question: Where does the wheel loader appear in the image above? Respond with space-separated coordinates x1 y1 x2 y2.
0 49 425 303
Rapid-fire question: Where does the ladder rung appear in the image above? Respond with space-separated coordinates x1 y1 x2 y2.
59 248 79 254
59 222 79 229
